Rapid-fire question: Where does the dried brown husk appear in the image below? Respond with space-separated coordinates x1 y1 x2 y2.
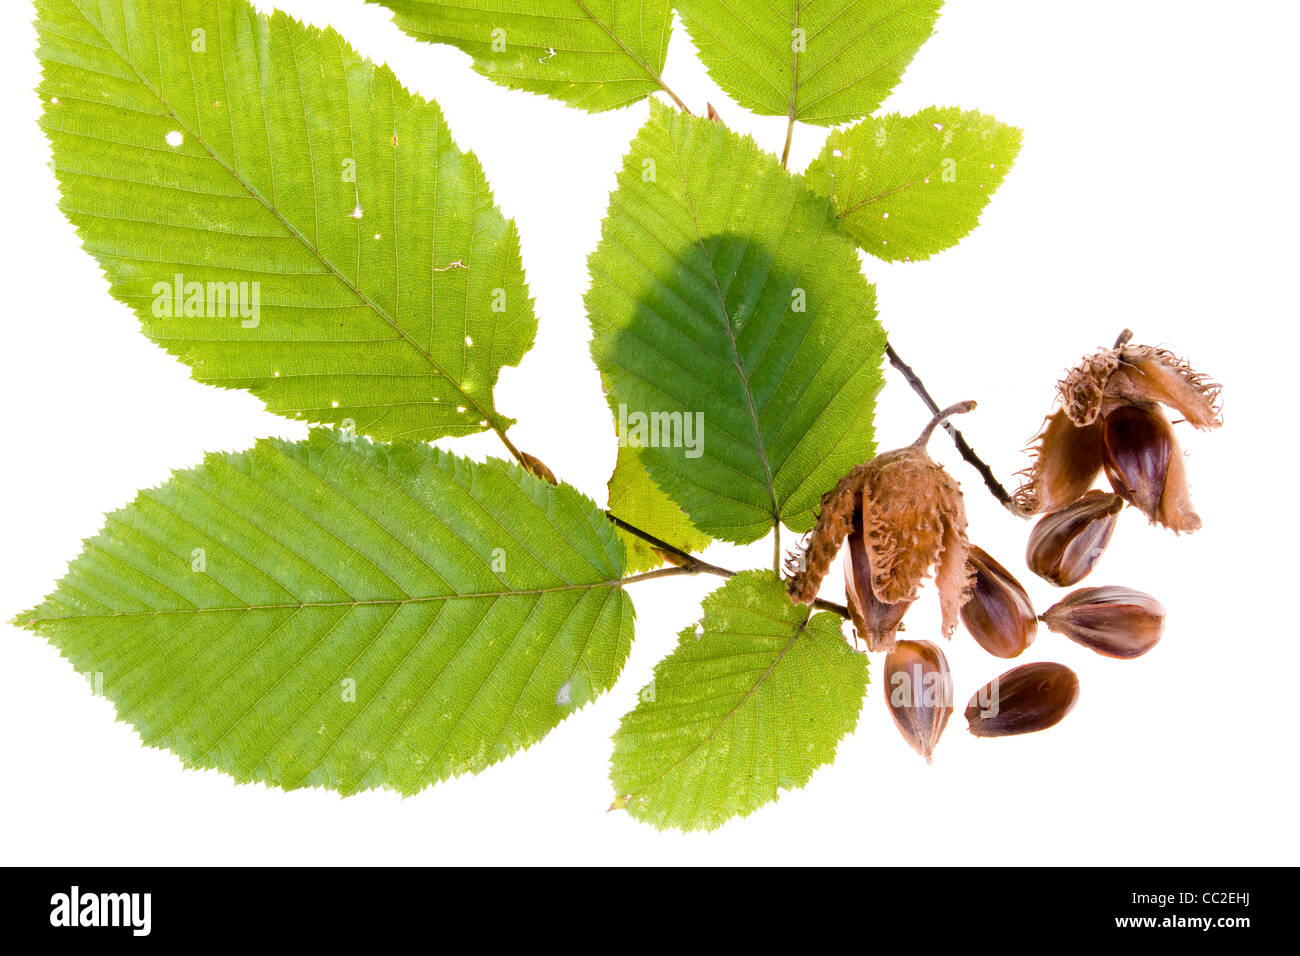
520 452 558 486
788 404 976 643
1015 339 1220 532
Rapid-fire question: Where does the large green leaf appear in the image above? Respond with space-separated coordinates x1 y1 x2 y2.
675 0 943 127
805 107 1022 262
37 0 534 442
368 0 676 113
17 431 634 794
587 103 886 544
610 572 867 831
608 447 713 574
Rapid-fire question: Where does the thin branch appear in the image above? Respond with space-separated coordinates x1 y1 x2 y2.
492 436 852 615
606 513 734 579
608 512 851 620
780 113 795 168
810 595 851 619
884 340 1023 516
618 566 700 586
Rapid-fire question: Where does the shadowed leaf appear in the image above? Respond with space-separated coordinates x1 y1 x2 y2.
588 104 886 543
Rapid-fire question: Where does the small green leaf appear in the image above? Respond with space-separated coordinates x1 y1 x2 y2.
18 431 634 794
806 107 1023 262
610 572 868 831
368 0 676 113
588 103 885 543
675 0 943 126
38 0 534 441
608 448 713 574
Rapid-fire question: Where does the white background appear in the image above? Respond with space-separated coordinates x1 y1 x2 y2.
1 0 1296 865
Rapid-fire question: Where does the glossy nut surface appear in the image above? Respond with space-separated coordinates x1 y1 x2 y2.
1102 405 1172 520
961 546 1037 658
1041 586 1165 659
1026 490 1123 587
884 640 954 762
964 662 1079 737
844 522 912 651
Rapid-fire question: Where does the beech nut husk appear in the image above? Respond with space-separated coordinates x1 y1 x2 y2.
1026 490 1123 586
961 546 1037 659
1014 337 1220 532
964 662 1079 737
788 402 976 647
519 451 558 486
1041 586 1165 659
884 640 953 762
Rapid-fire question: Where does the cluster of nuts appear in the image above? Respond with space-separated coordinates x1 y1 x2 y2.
787 332 1221 761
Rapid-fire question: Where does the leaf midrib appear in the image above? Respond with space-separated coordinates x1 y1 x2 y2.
64 1 501 430
835 151 991 220
623 613 810 803
571 0 673 97
29 578 630 623
661 126 781 528
786 0 804 125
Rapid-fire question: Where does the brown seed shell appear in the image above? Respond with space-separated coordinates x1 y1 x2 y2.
965 662 1080 737
1041 586 1165 659
1102 405 1172 520
961 546 1037 658
884 640 954 762
1026 490 1123 587
843 519 912 651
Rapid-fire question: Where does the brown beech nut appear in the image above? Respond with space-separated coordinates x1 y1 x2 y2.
964 662 1079 737
1102 405 1173 521
884 640 953 762
960 546 1037 659
1026 490 1123 587
1041 586 1165 659
844 520 913 650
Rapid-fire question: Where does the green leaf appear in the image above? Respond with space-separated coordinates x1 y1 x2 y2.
610 572 867 831
607 447 713 574
367 0 676 113
17 431 634 794
805 107 1023 262
37 0 534 442
675 0 943 127
587 103 886 544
